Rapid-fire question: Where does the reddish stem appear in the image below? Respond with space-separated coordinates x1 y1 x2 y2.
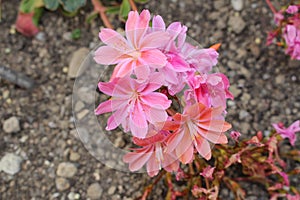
129 0 138 11
91 0 113 29
265 0 277 14
138 171 166 200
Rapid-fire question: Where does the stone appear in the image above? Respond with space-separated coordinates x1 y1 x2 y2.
3 116 20 133
108 185 116 195
55 177 70 191
231 0 243 11
76 109 89 120
228 15 246 34
275 75 285 84
68 48 89 78
0 153 23 175
214 0 225 10
74 101 84 112
56 162 77 178
87 183 103 199
69 151 81 162
239 110 250 120
230 85 242 97
67 192 80 200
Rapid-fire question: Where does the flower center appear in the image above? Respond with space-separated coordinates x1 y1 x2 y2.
128 50 141 60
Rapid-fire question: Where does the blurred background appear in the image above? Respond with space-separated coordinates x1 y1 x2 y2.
0 0 299 199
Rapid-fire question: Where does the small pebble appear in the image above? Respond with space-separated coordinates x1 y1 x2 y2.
3 116 20 133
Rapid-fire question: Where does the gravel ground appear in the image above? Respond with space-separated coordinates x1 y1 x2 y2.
1 0 299 199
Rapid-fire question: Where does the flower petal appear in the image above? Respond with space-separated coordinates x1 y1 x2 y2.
140 49 167 68
94 46 124 65
99 28 131 52
123 147 153 171
195 137 211 160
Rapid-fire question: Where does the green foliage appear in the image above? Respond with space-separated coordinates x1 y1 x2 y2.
119 0 131 21
134 0 149 3
20 0 44 13
43 0 59 11
71 29 81 40
60 0 86 13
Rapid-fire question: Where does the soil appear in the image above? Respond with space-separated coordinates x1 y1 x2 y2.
0 0 299 199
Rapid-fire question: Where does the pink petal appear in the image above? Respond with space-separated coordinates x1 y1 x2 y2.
166 131 184 153
145 107 168 124
134 64 150 80
195 137 211 160
152 15 165 31
141 93 171 109
94 46 123 65
140 49 167 68
176 131 194 164
125 10 150 48
139 31 169 50
123 147 153 171
129 102 148 138
146 154 160 177
106 106 127 130
111 59 134 79
95 100 114 115
99 28 131 52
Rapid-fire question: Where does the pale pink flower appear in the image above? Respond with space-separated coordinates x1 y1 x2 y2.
94 10 169 80
163 103 231 164
283 25 300 59
200 166 215 180
185 73 233 108
286 5 299 14
287 194 300 200
95 74 171 138
181 43 219 74
123 130 179 177
272 120 300 146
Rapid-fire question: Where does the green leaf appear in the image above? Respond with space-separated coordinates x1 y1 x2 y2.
105 6 120 15
32 7 43 26
71 29 81 40
86 11 98 24
119 0 130 21
60 0 86 13
20 0 44 13
134 0 149 4
44 0 59 11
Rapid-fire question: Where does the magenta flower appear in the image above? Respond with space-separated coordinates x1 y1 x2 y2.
163 103 231 164
230 131 241 142
283 25 300 59
286 5 299 14
94 10 169 80
95 74 171 138
185 73 233 108
272 120 300 146
123 130 179 177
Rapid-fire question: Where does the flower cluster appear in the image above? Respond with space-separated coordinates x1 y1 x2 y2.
94 10 233 177
267 3 300 59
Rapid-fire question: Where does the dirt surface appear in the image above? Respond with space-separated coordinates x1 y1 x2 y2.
0 0 299 199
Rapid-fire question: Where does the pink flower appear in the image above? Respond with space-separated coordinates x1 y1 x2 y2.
230 131 241 142
181 43 219 74
123 130 179 177
286 5 299 14
152 15 191 95
200 166 215 180
272 120 300 146
163 103 231 164
95 74 171 138
94 10 169 80
185 73 233 108
283 25 300 60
